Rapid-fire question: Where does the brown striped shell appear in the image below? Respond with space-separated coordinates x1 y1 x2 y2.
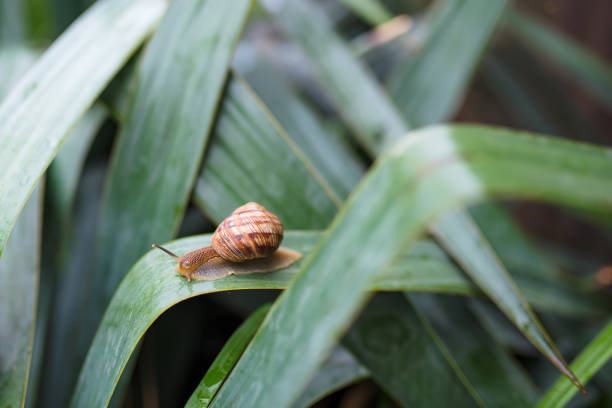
211 202 283 262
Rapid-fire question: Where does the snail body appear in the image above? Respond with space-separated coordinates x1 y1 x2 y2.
153 202 300 281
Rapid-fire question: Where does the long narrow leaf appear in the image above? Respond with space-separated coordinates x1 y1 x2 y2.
481 55 558 135
240 62 366 200
292 347 369 408
185 304 271 407
505 8 612 110
409 293 539 406
48 104 107 229
343 294 479 407
339 0 393 25
0 0 167 260
25 108 106 407
0 0 25 44
538 320 612 408
0 186 42 408
0 48 36 98
431 209 583 388
73 120 612 405
71 231 506 402
470 202 561 281
92 0 253 301
261 0 409 155
73 231 481 406
40 167 106 408
211 125 610 407
71 0 253 403
268 0 581 389
389 0 506 125
194 75 339 228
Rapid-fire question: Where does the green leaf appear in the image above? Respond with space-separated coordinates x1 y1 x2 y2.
0 0 26 44
538 319 612 408
25 108 105 407
430 210 586 389
0 47 37 104
378 240 476 295
339 0 393 26
212 125 609 407
470 203 561 281
47 104 107 230
0 185 43 408
71 229 495 407
481 55 558 135
80 0 253 385
261 0 409 155
505 8 612 110
25 0 55 40
388 0 507 126
482 50 605 143
469 298 534 354
185 304 271 408
40 166 106 408
292 347 369 408
409 293 539 406
269 0 581 390
240 62 366 200
0 0 167 260
195 75 339 228
343 294 479 407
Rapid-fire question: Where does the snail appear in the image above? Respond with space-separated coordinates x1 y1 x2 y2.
153 202 301 281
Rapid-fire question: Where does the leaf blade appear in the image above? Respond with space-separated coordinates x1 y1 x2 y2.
75 0 254 398
0 0 167 259
389 0 507 125
268 0 582 390
210 125 611 407
0 186 43 408
292 347 369 408
505 8 612 110
537 319 612 408
194 75 339 228
185 305 271 408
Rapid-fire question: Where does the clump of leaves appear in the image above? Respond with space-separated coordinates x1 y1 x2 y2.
1 1 612 407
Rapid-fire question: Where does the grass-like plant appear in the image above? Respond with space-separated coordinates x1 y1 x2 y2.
1 1 611 407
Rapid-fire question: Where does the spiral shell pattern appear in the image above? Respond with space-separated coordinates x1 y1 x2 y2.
212 202 283 262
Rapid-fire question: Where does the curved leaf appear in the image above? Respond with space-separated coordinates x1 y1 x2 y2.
260 0 409 155
538 319 612 408
339 0 392 26
0 0 167 260
71 230 485 407
211 125 609 407
0 47 37 99
292 346 369 408
40 167 107 408
69 1 255 400
0 0 25 44
92 0 254 305
48 104 107 230
185 304 271 407
343 294 480 407
240 61 366 200
408 293 539 406
505 8 612 110
0 186 42 408
388 0 507 126
195 75 339 228
265 0 583 390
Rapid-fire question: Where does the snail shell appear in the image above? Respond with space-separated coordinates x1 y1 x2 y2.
212 202 283 262
152 202 299 281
